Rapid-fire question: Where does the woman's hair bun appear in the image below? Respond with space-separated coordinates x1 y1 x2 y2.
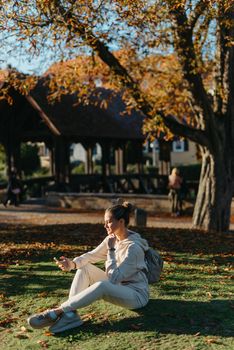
106 199 135 225
122 201 135 213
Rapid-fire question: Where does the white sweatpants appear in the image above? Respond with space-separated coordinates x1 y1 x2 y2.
61 263 148 313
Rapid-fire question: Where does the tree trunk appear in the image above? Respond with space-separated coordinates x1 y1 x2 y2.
192 149 233 232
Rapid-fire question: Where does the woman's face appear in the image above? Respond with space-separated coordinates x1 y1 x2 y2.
104 211 121 235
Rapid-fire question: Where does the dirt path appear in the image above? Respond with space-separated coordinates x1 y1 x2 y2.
1 202 233 230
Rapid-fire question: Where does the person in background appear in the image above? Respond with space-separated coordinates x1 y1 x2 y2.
27 201 149 334
168 168 183 216
3 171 23 207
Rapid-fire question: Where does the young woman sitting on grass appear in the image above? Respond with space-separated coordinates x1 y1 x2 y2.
27 201 149 333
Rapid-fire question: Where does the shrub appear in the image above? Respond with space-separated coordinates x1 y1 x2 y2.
71 162 85 174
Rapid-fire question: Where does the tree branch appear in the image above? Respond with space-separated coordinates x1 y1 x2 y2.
162 114 210 148
225 5 234 154
215 3 234 118
188 0 207 30
53 0 153 117
168 3 214 130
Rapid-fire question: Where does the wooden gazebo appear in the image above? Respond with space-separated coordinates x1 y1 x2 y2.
0 76 147 191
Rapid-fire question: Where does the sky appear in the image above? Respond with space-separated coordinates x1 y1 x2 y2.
0 45 62 76
0 31 76 75
1 57 50 75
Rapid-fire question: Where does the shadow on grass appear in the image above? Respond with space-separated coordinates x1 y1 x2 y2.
0 260 106 296
0 264 73 296
0 256 232 299
54 299 233 340
0 223 234 256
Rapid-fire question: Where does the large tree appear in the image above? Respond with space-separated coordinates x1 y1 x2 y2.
0 0 233 232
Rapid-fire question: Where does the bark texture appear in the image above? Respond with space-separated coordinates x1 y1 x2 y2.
193 149 233 232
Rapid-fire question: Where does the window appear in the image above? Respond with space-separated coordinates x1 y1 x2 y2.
172 140 188 152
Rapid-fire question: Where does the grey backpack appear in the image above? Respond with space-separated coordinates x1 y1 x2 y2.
144 248 163 284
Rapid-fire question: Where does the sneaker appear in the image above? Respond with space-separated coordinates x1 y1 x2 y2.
49 311 83 333
27 310 58 329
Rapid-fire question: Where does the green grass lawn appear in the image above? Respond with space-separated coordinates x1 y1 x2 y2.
0 223 233 350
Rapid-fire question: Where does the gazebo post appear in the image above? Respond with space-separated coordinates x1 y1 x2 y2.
54 137 70 186
158 140 172 175
44 140 55 176
135 141 144 174
4 142 13 178
101 142 112 177
115 144 124 174
3 140 21 178
82 142 95 174
122 143 127 174
100 142 106 192
12 141 22 177
86 147 93 174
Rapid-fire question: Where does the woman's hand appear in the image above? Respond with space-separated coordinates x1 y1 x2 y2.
54 256 76 272
107 234 116 249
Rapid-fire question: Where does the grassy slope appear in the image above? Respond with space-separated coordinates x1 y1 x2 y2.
0 223 233 350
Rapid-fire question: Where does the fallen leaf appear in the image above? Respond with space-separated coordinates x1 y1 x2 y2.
205 338 220 344
37 292 48 297
130 323 143 330
0 264 8 269
82 312 96 320
15 333 30 339
2 301 16 308
44 331 53 336
37 340 49 348
0 317 17 327
194 332 200 336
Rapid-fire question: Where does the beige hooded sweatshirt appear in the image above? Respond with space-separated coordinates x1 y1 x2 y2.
73 230 149 302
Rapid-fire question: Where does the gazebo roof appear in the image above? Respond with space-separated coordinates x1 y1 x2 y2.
29 78 145 141
0 74 145 143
